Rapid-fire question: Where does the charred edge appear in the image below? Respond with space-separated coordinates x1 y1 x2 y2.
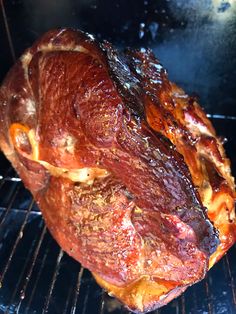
142 123 219 257
100 41 145 118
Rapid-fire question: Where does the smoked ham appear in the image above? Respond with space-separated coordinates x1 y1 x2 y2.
0 29 235 313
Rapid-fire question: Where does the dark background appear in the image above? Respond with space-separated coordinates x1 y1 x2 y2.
1 0 236 116
0 1 236 314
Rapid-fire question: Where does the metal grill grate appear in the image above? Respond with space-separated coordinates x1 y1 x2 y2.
0 118 235 314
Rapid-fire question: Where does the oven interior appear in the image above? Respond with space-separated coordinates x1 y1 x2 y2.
0 1 236 313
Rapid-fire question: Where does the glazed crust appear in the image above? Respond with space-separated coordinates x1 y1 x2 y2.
0 29 235 313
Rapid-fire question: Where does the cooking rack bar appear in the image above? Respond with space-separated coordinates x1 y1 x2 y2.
42 249 64 313
70 266 85 314
99 291 105 314
5 220 45 314
15 224 47 312
0 184 20 227
225 255 236 305
0 0 16 62
25 236 53 313
0 167 17 188
62 282 74 314
0 176 21 182
205 277 213 314
180 295 186 314
81 282 91 314
191 287 198 313
206 114 236 120
0 198 34 285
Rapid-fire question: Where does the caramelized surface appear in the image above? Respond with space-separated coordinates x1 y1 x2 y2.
0 29 235 313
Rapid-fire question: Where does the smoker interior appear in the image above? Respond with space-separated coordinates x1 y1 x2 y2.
0 1 236 313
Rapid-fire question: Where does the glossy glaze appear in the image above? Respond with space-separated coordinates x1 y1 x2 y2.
0 29 235 313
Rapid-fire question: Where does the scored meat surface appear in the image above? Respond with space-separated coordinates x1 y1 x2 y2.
0 29 235 313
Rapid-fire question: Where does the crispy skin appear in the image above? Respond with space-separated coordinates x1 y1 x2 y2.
0 29 235 313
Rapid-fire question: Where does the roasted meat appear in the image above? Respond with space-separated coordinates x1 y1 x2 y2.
0 29 235 313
